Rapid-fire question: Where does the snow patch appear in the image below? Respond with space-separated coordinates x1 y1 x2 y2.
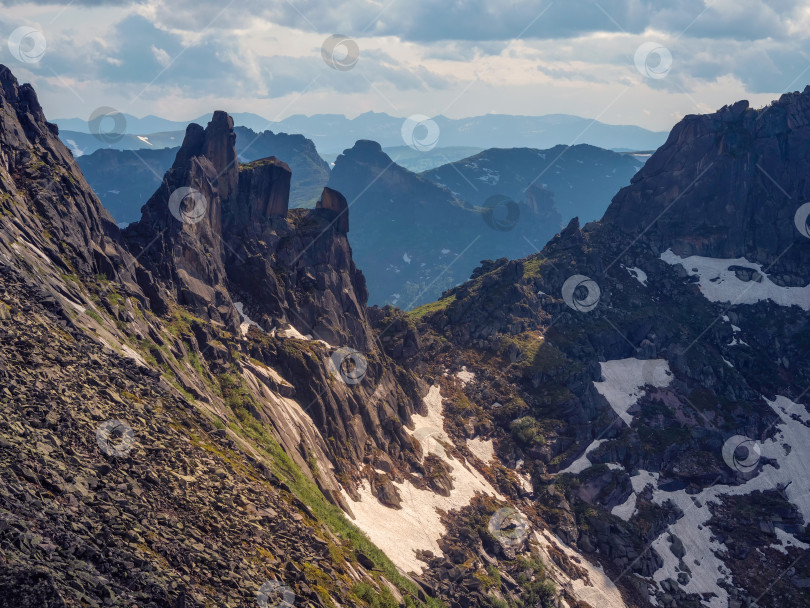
770 527 810 554
234 302 260 337
611 470 659 521
643 394 810 606
593 358 673 426
624 265 648 286
456 367 475 385
558 439 609 475
64 139 84 157
660 249 810 311
476 167 500 185
275 323 311 341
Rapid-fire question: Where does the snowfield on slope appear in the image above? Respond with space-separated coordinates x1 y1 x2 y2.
641 395 810 607
340 386 631 608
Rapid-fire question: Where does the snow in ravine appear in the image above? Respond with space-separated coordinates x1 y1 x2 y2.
341 386 633 608
558 439 610 475
341 386 503 573
466 437 495 463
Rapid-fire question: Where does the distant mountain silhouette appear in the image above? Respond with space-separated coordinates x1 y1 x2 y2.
55 111 668 156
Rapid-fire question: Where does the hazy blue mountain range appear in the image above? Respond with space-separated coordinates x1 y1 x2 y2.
77 131 643 306
421 145 644 224
321 145 485 173
55 110 668 155
326 140 564 308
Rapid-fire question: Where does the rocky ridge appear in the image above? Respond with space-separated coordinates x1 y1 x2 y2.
399 94 810 607
0 65 434 608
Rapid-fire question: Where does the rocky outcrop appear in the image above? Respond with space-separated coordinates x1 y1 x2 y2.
233 157 291 221
75 126 330 225
121 109 429 488
317 186 349 234
232 126 331 209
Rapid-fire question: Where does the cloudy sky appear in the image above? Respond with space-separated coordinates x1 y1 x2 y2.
1 0 809 132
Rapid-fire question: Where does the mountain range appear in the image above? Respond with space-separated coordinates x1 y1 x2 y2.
1 63 809 608
328 141 642 307
55 110 669 155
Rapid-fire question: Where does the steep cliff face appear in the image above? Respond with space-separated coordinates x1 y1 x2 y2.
604 93 810 285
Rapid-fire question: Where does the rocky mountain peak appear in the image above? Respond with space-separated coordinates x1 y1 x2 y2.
604 90 810 285
231 156 291 227
203 110 238 200
335 139 389 166
0 64 57 141
0 66 136 291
